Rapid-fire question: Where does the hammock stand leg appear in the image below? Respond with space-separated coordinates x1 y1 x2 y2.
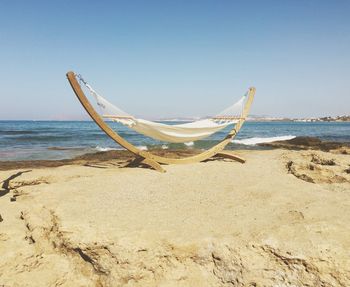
66 71 255 173
214 151 246 163
126 156 165 172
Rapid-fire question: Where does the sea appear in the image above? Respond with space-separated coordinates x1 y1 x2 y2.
0 121 349 161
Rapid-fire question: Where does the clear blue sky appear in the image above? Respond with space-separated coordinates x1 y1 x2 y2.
0 0 349 120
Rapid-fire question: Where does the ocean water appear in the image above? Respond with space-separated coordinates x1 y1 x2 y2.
0 120 349 161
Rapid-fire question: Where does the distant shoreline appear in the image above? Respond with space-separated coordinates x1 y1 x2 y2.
0 119 350 122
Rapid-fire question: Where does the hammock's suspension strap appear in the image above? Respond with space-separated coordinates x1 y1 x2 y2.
76 74 136 126
212 92 247 124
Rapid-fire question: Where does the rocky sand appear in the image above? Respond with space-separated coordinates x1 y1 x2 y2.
0 147 349 286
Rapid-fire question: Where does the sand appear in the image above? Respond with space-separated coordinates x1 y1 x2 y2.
0 149 349 286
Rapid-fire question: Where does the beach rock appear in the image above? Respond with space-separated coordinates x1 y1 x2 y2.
7 208 350 287
286 160 315 183
5 206 350 287
311 154 336 165
260 136 350 152
0 149 200 171
284 150 350 187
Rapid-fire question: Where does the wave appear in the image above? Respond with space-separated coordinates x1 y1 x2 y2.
232 135 296 146
138 145 148 151
184 141 194 146
47 146 85 151
0 130 38 135
5 134 71 141
95 145 149 152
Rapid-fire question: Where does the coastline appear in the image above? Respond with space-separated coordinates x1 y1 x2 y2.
1 136 349 171
1 121 350 162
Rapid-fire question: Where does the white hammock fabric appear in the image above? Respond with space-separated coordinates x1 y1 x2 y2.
78 75 246 143
130 119 234 143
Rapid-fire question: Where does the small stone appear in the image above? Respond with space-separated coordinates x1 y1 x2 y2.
308 164 315 171
311 154 336 166
10 197 16 202
0 214 3 222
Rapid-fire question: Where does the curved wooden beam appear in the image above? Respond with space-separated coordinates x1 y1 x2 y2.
66 71 255 168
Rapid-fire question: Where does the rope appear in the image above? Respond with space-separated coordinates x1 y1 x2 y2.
76 73 246 125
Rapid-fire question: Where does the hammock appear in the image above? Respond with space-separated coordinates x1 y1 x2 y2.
67 71 256 172
77 75 247 143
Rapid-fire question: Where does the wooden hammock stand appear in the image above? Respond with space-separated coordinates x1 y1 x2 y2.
66 71 255 172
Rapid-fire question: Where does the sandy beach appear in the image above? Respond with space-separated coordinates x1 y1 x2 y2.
1 146 349 286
